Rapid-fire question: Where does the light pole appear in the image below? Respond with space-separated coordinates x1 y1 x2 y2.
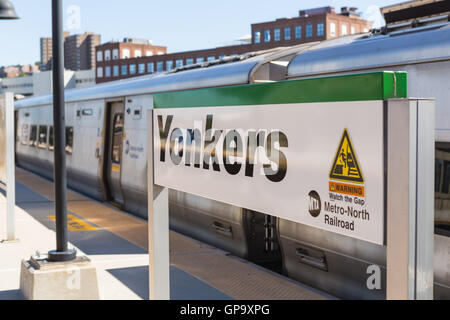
1 1 74 261
48 0 76 262
0 0 19 19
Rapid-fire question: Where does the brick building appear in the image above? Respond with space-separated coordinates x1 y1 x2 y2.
40 32 101 72
0 64 40 78
251 6 371 49
96 6 372 83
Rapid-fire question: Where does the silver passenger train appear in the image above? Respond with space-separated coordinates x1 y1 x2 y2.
14 20 450 299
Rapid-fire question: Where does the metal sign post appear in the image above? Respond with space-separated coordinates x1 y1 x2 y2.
147 109 170 300
0 92 16 241
386 99 435 299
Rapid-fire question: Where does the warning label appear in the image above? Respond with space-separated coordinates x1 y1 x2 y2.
329 129 364 183
329 181 364 197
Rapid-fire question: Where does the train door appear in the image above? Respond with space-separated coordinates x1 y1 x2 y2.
106 102 125 206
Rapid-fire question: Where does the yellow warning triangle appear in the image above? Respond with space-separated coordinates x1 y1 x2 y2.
329 129 364 184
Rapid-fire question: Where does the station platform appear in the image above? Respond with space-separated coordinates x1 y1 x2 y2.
0 167 333 300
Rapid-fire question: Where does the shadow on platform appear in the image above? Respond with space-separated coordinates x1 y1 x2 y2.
107 265 232 300
0 290 24 300
13 181 147 256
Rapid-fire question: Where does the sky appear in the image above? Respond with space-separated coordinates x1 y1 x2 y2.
0 0 402 66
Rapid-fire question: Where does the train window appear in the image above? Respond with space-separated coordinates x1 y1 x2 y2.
29 125 37 147
436 158 443 192
38 126 48 149
48 126 54 151
111 113 123 164
65 126 73 154
442 160 450 193
21 124 29 145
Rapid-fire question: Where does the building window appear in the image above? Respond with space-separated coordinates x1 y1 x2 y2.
306 24 313 38
97 51 103 62
121 65 128 76
156 61 164 72
105 50 111 61
122 49 130 59
274 28 280 41
254 31 261 43
146 51 153 56
264 29 271 42
157 51 164 55
135 50 142 58
363 28 369 33
207 56 215 61
295 25 301 39
330 23 336 37
317 23 324 36
112 49 119 59
219 55 225 59
284 27 291 40
351 26 356 34
138 63 145 74
196 57 204 63
130 64 136 75
342 24 348 36
113 65 119 77
166 60 173 71
147 62 154 73
105 66 111 77
97 67 103 78
186 58 194 65
175 59 183 68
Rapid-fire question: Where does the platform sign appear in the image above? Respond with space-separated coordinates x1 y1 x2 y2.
153 72 407 245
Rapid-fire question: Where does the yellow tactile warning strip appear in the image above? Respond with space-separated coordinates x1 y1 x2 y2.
48 214 99 231
15 167 327 300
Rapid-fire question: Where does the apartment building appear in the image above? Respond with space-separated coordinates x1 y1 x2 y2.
40 32 101 71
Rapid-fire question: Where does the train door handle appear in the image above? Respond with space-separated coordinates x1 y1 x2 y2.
295 247 328 271
212 221 233 238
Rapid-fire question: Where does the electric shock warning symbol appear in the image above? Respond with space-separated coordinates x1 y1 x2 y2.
329 129 364 184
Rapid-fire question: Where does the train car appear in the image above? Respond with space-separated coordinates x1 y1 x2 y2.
280 15 450 299
14 45 316 266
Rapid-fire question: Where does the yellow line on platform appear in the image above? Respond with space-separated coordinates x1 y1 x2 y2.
48 214 99 231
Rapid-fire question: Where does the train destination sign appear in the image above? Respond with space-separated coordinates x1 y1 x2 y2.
153 73 407 245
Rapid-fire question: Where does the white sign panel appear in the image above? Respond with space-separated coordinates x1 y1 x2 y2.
153 101 384 244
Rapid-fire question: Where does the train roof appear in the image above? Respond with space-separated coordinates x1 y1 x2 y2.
14 44 314 109
287 22 450 78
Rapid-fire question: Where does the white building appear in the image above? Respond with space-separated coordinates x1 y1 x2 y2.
0 70 96 98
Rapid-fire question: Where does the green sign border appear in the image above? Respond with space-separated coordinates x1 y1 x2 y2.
154 71 407 109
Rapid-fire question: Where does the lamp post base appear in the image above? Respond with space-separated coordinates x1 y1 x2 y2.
20 255 99 300
48 249 77 262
